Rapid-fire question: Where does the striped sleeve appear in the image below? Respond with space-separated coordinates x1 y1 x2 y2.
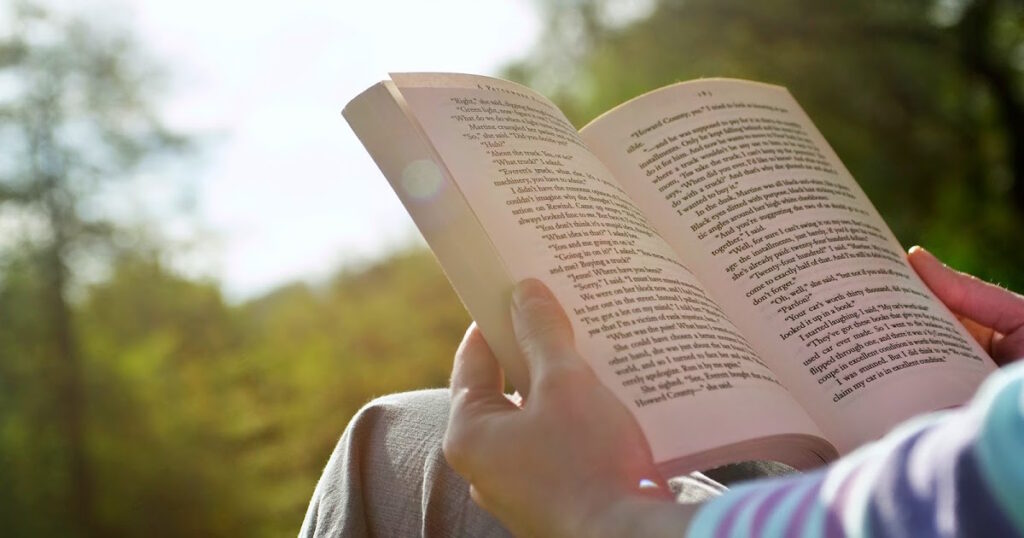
687 362 1024 537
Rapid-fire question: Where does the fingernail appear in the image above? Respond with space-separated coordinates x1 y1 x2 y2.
908 245 923 255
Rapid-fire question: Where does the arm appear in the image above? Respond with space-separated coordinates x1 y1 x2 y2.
687 360 1024 536
692 249 1024 536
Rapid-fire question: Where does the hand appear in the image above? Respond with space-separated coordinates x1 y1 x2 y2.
908 246 1024 365
443 279 693 538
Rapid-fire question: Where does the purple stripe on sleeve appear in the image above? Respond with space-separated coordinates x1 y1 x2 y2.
749 479 801 536
783 478 825 537
714 489 760 538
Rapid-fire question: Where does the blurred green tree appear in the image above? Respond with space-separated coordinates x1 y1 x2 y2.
230 248 468 532
1 245 467 536
0 1 185 534
507 0 1024 290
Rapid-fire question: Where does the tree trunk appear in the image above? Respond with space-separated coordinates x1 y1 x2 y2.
46 236 95 537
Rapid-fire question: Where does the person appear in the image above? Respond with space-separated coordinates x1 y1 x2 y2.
300 246 1024 537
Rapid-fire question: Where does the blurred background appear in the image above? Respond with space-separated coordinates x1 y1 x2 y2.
0 0 1021 535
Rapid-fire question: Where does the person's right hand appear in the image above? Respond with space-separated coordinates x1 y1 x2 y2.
442 279 691 538
908 246 1024 365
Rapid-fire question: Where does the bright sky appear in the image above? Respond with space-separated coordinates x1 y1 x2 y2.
122 0 540 299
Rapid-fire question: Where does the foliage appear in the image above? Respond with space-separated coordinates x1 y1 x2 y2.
2 249 468 536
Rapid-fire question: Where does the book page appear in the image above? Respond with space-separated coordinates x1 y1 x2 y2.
343 82 530 392
386 73 830 467
582 79 997 452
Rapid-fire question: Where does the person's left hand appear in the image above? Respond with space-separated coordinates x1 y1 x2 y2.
908 246 1024 365
443 279 688 538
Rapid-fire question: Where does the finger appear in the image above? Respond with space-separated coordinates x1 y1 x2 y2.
993 330 1024 365
450 324 517 417
451 323 507 393
510 279 578 376
908 246 1024 336
957 315 996 353
446 325 515 474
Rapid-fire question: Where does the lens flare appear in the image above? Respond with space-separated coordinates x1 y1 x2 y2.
401 159 443 200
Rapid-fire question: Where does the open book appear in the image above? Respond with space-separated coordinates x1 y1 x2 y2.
343 73 997 477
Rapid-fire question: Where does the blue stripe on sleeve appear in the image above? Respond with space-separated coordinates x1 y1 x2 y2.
973 363 1024 533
